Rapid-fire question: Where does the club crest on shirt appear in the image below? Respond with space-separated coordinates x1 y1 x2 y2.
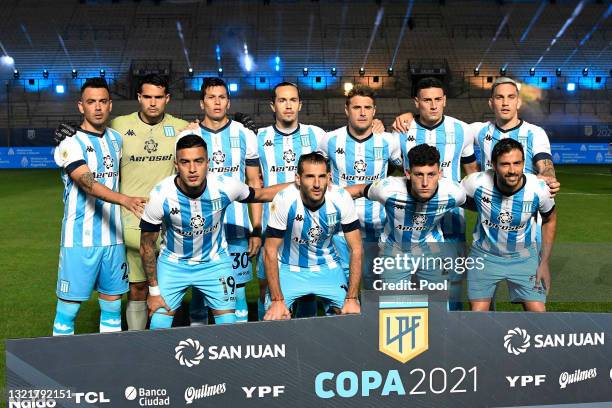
190 215 205 229
283 149 296 164
353 159 367 173
307 226 323 240
103 155 114 169
412 214 427 225
212 150 226 165
144 138 158 154
373 147 384 160
498 211 513 224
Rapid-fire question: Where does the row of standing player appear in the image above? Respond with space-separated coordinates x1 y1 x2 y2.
51 74 560 334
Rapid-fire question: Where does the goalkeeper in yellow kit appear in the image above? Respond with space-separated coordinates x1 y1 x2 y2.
110 74 188 330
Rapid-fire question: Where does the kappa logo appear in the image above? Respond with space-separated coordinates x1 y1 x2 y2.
353 159 367 173
212 150 226 165
485 133 493 141
412 214 427 225
144 138 158 154
86 146 95 153
263 140 274 147
175 338 205 367
504 328 531 355
307 226 323 240
335 148 345 155
481 196 492 204
294 214 304 222
103 155 114 169
379 295 428 363
406 135 416 142
170 207 180 215
125 129 136 137
190 215 205 228
283 149 296 164
498 211 513 224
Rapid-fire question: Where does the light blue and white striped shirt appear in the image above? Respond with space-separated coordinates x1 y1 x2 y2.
462 170 555 258
320 126 402 242
54 127 123 247
141 174 252 264
267 184 359 270
257 124 325 230
399 115 476 241
178 120 259 241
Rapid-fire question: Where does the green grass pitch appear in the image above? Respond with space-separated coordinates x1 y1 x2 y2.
1 165 612 397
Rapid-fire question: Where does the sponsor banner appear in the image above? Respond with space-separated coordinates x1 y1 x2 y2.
6 292 612 407
0 147 58 169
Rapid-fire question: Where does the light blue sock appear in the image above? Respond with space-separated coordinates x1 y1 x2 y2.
150 312 174 330
214 312 236 325
189 288 208 325
235 285 248 322
53 300 80 336
257 298 266 321
99 298 122 333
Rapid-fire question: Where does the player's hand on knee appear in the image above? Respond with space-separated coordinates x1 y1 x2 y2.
340 298 361 315
147 294 170 317
391 112 414 133
535 262 551 295
122 196 147 218
263 300 290 321
248 235 262 257
53 122 77 145
371 118 385 134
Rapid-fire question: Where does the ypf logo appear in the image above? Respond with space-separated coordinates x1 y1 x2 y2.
190 215 205 229
353 159 367 173
283 149 296 164
412 214 427 225
175 338 205 367
103 155 114 169
212 150 226 165
498 211 513 224
379 295 428 363
504 327 531 355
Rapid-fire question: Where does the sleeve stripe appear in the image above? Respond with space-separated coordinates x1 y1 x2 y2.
139 219 161 232
245 158 260 167
265 226 286 238
239 187 256 203
65 159 87 175
460 154 477 164
540 204 555 218
341 219 361 233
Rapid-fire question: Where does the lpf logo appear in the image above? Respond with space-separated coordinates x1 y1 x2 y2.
379 295 428 363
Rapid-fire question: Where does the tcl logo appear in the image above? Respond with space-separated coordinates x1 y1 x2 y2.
242 385 285 398
506 375 546 388
73 392 110 404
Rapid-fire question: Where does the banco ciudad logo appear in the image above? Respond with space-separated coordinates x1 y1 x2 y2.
379 295 429 363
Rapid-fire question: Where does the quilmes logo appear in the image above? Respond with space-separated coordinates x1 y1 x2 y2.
184 383 226 404
504 328 605 355
379 295 428 363
559 368 597 389
175 338 286 367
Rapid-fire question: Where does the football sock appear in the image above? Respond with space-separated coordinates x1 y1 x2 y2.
52 300 80 336
126 300 148 330
99 298 122 333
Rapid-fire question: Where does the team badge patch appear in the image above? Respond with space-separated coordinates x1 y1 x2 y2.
522 201 533 213
326 212 338 226
379 295 429 363
230 136 241 149
111 140 120 153
373 147 384 160
211 198 222 212
163 126 175 137
301 135 311 147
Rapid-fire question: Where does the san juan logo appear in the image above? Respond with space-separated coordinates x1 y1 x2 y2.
379 295 428 363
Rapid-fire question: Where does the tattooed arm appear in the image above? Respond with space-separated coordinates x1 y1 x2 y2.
140 230 170 315
534 159 560 197
69 164 146 217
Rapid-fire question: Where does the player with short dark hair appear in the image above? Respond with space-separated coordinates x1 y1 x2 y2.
180 77 262 323
140 134 287 328
263 152 363 320
462 138 557 312
345 144 466 290
52 77 147 335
